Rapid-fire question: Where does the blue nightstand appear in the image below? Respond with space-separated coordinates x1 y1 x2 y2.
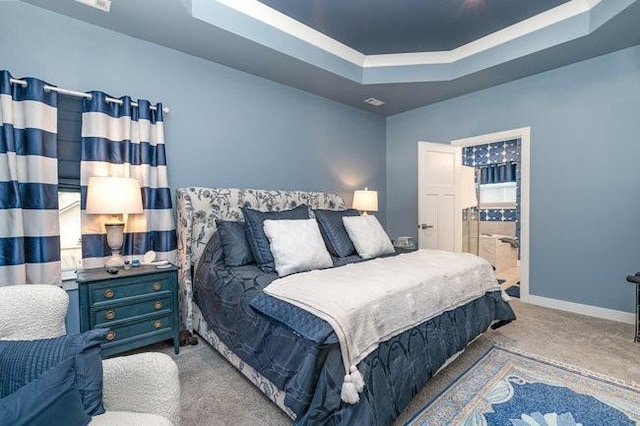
77 265 180 357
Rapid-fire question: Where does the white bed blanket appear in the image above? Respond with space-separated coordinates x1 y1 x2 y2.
263 249 504 403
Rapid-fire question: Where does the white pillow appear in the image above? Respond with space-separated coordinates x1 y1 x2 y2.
263 219 333 276
342 215 395 259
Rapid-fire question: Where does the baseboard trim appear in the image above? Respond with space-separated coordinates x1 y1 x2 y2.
524 294 635 324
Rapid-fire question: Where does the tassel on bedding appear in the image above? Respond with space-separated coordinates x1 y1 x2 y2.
340 365 365 404
350 365 364 391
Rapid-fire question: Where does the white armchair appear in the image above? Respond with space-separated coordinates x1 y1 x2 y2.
0 284 181 425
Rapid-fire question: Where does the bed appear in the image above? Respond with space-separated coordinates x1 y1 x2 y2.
176 187 515 425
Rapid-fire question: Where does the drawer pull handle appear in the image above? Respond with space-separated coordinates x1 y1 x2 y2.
153 320 163 329
153 301 163 310
104 289 115 299
151 282 162 291
105 331 116 341
105 310 116 320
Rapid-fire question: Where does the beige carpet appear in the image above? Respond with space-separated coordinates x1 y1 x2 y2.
152 300 639 425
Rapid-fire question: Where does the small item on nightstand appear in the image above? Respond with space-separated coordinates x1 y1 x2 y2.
106 267 119 275
131 259 140 267
142 250 156 264
393 236 415 249
123 260 131 270
156 263 172 269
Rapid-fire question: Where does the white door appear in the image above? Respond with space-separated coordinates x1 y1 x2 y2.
418 142 462 252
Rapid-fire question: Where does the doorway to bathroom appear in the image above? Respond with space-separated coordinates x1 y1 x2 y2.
452 127 530 301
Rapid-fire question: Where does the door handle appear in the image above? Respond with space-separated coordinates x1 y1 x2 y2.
418 224 434 230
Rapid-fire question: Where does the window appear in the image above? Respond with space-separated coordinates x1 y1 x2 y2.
58 95 83 275
479 182 516 208
59 191 82 271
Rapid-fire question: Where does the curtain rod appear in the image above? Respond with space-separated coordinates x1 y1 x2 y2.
8 78 170 114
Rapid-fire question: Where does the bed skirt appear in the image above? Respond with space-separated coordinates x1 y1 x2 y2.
192 303 297 420
192 296 511 424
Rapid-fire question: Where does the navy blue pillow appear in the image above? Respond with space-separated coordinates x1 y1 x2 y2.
0 328 108 416
216 219 254 267
242 204 309 272
314 209 360 257
0 357 90 426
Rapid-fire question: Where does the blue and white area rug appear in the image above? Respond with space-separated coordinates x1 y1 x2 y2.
406 346 640 426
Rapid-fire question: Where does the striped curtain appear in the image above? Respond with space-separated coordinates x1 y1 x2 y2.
80 92 176 269
0 71 60 285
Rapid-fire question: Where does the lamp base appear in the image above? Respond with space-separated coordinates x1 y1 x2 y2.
105 252 124 268
104 222 125 268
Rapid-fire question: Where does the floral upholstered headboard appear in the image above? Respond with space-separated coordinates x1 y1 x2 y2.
175 187 346 330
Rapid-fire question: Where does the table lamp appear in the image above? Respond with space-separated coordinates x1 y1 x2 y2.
86 176 143 268
353 188 378 215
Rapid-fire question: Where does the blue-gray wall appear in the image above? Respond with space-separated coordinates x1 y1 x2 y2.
0 2 387 221
387 44 640 314
3 2 639 316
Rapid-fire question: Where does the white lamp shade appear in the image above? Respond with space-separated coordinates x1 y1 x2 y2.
460 166 478 209
352 188 378 212
86 176 143 215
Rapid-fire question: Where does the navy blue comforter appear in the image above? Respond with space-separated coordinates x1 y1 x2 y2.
194 237 515 425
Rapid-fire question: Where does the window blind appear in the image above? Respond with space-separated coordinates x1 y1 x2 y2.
57 95 82 191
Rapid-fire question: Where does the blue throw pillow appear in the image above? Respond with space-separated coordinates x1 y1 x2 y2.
242 204 309 272
314 209 360 257
0 328 108 416
0 357 90 426
216 219 255 267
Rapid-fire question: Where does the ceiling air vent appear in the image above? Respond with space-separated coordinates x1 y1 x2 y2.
364 97 385 107
75 0 111 12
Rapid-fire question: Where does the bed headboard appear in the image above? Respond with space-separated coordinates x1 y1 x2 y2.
176 187 346 330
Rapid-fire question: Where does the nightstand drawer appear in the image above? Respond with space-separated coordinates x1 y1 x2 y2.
102 315 172 346
92 296 172 327
91 276 170 304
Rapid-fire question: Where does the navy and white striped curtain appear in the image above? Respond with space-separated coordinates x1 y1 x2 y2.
80 92 176 269
0 71 60 285
479 162 517 184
